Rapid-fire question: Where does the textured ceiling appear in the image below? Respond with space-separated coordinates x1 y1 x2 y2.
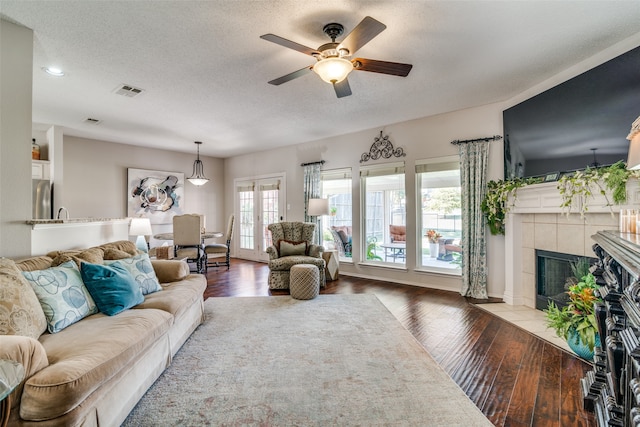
1 1 640 158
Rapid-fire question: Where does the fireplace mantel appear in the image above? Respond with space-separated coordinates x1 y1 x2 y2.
510 179 640 215
503 179 640 306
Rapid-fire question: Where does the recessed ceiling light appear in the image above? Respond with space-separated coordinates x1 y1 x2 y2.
42 67 64 77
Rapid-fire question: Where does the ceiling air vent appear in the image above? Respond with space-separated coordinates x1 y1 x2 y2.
84 117 101 124
114 84 144 98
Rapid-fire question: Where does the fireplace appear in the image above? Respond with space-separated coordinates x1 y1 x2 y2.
535 250 596 310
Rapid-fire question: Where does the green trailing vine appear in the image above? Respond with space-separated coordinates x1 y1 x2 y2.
482 161 640 235
481 177 541 235
558 161 639 217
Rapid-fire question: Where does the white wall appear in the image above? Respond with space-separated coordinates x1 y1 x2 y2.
0 19 33 257
225 103 506 297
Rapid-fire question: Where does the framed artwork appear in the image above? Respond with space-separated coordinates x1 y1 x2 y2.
127 168 184 224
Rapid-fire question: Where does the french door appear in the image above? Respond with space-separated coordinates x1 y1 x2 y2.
235 175 285 262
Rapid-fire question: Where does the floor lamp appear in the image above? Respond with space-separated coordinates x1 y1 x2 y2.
308 198 329 245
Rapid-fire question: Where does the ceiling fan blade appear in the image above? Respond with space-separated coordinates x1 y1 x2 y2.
260 34 319 56
353 58 413 77
267 66 313 86
338 16 386 56
333 79 352 98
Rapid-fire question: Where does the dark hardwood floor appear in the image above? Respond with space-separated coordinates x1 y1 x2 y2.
204 258 595 427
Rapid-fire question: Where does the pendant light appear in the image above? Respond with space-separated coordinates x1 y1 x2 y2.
187 141 209 186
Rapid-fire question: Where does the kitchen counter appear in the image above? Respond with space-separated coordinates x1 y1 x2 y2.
27 218 130 255
26 217 128 225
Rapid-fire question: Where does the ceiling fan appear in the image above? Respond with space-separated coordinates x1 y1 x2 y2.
260 16 413 98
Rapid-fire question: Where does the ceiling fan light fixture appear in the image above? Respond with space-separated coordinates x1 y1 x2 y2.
187 141 209 186
42 66 64 77
313 57 353 84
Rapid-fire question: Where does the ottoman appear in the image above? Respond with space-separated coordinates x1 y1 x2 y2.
290 264 320 300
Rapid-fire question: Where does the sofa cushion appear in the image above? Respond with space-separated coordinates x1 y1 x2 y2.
48 247 105 268
104 253 162 295
0 335 49 411
0 258 47 338
331 225 352 239
99 240 140 257
80 262 144 316
134 274 206 320
389 225 406 242
337 230 350 245
150 259 191 283
22 261 98 334
268 255 325 271
20 309 173 422
14 256 54 272
102 247 135 260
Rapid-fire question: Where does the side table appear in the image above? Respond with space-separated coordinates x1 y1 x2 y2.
322 250 339 281
1 359 25 427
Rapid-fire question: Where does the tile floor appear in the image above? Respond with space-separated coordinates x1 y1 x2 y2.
475 303 572 353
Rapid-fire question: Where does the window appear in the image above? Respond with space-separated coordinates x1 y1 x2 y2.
320 168 352 261
360 162 405 265
416 156 461 274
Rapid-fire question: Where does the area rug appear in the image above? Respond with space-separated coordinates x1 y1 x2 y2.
122 294 492 426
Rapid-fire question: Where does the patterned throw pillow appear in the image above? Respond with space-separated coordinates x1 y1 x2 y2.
80 262 144 316
22 261 98 333
0 258 47 338
104 253 162 295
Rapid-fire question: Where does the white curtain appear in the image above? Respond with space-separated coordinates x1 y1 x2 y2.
458 140 490 299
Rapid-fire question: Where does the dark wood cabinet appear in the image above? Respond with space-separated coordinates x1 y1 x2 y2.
583 230 640 427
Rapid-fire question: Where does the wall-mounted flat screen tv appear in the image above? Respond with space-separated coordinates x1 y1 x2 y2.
504 45 640 180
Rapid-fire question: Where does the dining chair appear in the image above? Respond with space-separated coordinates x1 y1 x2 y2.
173 214 205 273
204 214 234 271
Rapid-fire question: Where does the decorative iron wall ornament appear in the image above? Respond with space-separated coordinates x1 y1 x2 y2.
360 131 406 163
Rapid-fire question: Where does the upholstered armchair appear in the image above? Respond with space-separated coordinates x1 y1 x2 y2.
266 222 326 290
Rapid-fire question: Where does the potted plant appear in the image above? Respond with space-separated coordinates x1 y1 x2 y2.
330 207 338 216
544 272 601 360
366 236 382 261
425 229 441 258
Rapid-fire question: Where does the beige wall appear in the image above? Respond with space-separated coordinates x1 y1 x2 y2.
0 19 33 257
222 33 640 298
61 136 226 239
225 103 506 296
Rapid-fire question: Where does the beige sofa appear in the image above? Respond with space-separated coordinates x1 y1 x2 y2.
0 240 207 427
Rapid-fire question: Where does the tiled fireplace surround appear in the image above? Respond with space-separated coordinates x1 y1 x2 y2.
503 180 640 308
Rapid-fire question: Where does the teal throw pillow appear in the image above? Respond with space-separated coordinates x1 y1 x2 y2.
22 260 98 333
80 262 144 316
104 253 162 295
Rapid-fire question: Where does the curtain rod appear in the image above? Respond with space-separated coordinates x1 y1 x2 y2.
450 135 502 145
300 160 326 167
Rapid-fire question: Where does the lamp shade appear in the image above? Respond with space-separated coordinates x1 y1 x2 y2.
129 217 152 236
313 57 353 84
308 198 329 216
627 115 640 170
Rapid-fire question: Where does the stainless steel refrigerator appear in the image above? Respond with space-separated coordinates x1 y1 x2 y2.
32 179 52 219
